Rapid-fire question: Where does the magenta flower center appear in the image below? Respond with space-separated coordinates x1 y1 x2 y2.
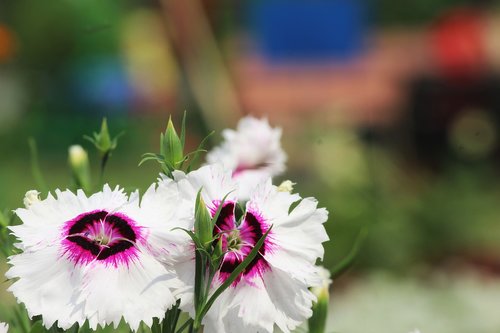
61 210 141 266
211 202 272 285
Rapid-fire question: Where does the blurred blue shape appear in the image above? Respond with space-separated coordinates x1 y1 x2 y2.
70 56 132 114
251 0 367 62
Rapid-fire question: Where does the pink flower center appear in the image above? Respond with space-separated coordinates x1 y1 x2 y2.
211 202 272 285
61 210 142 267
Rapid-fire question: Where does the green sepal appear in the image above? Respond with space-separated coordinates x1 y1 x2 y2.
308 292 329 333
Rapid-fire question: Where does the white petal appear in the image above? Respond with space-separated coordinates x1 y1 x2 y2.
6 245 86 329
171 164 238 209
0 322 8 333
76 251 179 330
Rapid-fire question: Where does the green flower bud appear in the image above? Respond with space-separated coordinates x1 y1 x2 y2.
309 266 332 333
161 117 184 169
84 118 120 158
194 190 213 251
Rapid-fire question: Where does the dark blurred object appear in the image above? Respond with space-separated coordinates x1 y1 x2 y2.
429 7 488 79
250 0 367 62
409 74 500 168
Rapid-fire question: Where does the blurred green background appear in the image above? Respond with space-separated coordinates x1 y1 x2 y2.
2 0 500 332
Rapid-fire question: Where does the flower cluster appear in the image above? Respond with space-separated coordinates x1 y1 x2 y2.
3 116 329 333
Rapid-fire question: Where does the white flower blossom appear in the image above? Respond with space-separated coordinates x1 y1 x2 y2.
170 164 329 333
206 116 287 200
7 184 192 331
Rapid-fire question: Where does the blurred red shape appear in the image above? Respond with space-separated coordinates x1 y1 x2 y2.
0 24 15 62
430 8 487 79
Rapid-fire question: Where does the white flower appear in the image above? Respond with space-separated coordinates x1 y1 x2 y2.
0 322 8 333
206 116 287 200
171 164 329 333
6 184 192 331
23 190 40 208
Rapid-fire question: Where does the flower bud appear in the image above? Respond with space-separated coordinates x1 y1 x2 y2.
309 266 332 333
23 190 40 208
69 145 88 169
84 118 120 159
194 190 213 251
278 180 295 193
68 145 91 192
161 117 184 169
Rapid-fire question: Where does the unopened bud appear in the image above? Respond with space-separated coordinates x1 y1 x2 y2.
195 190 213 251
68 145 91 192
69 145 88 168
278 180 295 193
23 190 40 208
309 266 332 333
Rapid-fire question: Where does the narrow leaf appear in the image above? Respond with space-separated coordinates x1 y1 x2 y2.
180 110 187 150
175 319 193 333
186 131 214 172
28 138 48 193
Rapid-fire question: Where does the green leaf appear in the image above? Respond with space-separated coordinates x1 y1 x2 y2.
29 322 47 333
197 225 273 323
186 131 214 172
180 110 187 150
151 318 161 333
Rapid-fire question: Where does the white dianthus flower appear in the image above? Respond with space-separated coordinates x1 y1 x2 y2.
170 164 329 333
7 183 192 331
206 116 287 200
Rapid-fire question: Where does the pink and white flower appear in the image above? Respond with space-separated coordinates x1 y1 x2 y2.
0 322 8 333
206 116 287 200
6 184 192 331
171 164 329 333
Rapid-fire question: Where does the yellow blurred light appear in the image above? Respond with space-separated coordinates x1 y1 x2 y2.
449 109 498 160
121 9 179 106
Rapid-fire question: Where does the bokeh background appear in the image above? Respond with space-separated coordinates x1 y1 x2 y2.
2 0 500 332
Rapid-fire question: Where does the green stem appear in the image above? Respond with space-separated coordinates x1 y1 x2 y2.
28 138 48 193
175 319 193 333
330 227 368 279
